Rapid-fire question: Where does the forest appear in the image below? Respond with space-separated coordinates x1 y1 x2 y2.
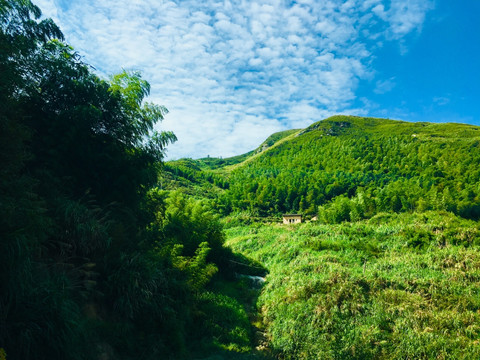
165 116 480 221
2 1 480 359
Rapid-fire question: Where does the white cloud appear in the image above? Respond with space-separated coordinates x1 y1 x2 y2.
371 0 435 40
34 0 59 21
33 0 434 159
433 96 450 106
374 77 396 94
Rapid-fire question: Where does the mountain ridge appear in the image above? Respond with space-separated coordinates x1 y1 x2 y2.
176 115 480 170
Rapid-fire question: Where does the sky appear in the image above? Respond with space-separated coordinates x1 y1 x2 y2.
33 0 480 159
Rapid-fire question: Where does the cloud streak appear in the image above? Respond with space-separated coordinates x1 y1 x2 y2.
34 0 434 159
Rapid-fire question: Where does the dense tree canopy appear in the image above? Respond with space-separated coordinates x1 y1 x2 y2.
164 116 480 221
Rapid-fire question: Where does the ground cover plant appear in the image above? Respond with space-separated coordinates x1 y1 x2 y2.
225 212 480 359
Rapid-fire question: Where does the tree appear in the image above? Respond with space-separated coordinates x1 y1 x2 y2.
0 2 180 358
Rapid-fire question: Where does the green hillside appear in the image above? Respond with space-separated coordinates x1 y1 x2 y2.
226 212 480 359
164 115 480 221
160 116 480 358
223 116 480 219
213 116 480 359
161 129 298 199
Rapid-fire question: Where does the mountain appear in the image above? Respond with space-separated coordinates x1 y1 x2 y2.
163 115 480 221
161 115 480 359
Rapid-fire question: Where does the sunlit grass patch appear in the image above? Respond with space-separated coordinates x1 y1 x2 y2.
226 212 480 359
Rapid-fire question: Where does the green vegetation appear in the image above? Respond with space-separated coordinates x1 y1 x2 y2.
218 116 480 218
162 115 480 222
3 1 480 359
161 129 299 200
0 2 262 359
160 116 480 358
226 212 480 359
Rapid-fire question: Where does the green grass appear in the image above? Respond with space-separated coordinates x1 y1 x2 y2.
189 276 273 360
225 211 480 359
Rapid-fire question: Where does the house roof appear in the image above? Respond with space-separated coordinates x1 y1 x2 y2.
282 214 302 217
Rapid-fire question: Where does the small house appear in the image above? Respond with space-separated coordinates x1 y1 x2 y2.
283 214 302 224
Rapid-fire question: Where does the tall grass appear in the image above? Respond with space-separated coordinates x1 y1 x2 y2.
226 211 480 359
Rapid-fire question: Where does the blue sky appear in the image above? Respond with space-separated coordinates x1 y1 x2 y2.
34 0 479 159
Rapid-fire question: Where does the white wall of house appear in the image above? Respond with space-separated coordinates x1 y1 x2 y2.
283 215 302 224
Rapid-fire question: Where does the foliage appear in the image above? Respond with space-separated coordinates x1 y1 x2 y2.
4 1 480 359
172 242 219 291
163 115 480 221
220 116 480 218
0 2 251 359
